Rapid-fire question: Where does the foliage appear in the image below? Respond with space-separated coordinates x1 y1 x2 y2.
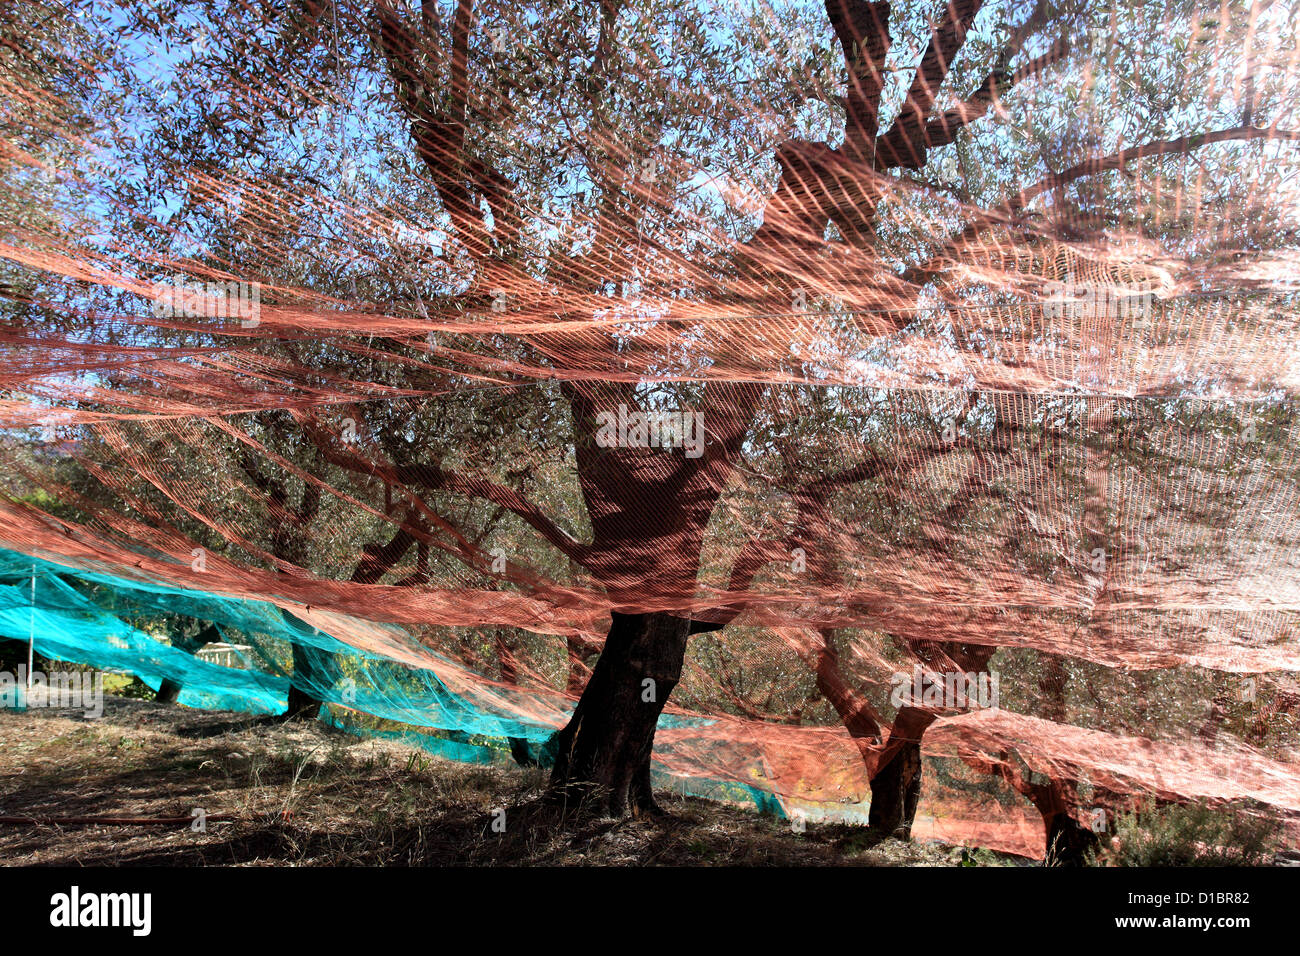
1097 800 1282 866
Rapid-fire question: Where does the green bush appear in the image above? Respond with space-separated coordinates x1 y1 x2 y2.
1100 800 1280 866
102 672 157 701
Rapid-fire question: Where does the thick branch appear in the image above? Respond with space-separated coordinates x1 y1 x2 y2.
402 460 588 560
1013 124 1300 210
902 123 1300 288
303 419 588 562
826 0 892 167
876 0 985 170
809 633 884 743
350 518 420 583
375 0 487 256
888 36 1070 169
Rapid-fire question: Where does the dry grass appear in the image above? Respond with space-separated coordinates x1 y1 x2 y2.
0 695 1025 866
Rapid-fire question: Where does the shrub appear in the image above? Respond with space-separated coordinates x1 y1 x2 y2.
1098 800 1280 866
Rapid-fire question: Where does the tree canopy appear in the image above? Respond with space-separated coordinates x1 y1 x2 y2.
2 0 1299 856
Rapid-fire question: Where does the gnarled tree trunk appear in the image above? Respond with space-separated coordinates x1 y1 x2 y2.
284 640 325 720
869 705 933 837
547 611 691 816
155 678 183 704
495 630 543 767
154 620 221 706
871 640 997 839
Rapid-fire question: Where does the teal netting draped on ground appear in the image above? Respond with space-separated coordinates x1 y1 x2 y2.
0 546 796 818
0 546 559 735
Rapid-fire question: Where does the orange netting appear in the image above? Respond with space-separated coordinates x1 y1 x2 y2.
3 0 1300 857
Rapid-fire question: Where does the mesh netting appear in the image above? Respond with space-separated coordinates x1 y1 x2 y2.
3 0 1300 857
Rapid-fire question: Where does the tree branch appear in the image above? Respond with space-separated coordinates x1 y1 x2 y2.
1013 124 1300 210
350 516 420 583
375 0 486 256
901 123 1300 288
301 417 588 562
876 0 985 170
826 0 893 167
888 36 1069 169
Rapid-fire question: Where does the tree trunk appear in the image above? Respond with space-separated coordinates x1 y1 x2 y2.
869 706 934 838
491 630 541 767
547 611 691 816
869 641 997 839
1044 811 1100 866
565 635 598 696
284 683 321 720
505 737 540 767
155 678 182 704
1025 774 1100 865
151 621 220 706
283 641 323 721
869 742 923 838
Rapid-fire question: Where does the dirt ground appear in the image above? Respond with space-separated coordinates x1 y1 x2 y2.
0 694 1029 866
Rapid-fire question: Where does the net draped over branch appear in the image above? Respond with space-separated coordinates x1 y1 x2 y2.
2 0 1300 855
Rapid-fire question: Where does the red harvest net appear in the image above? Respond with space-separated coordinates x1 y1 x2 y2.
2 0 1300 857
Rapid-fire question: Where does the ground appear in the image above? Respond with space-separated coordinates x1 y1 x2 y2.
0 694 1029 866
